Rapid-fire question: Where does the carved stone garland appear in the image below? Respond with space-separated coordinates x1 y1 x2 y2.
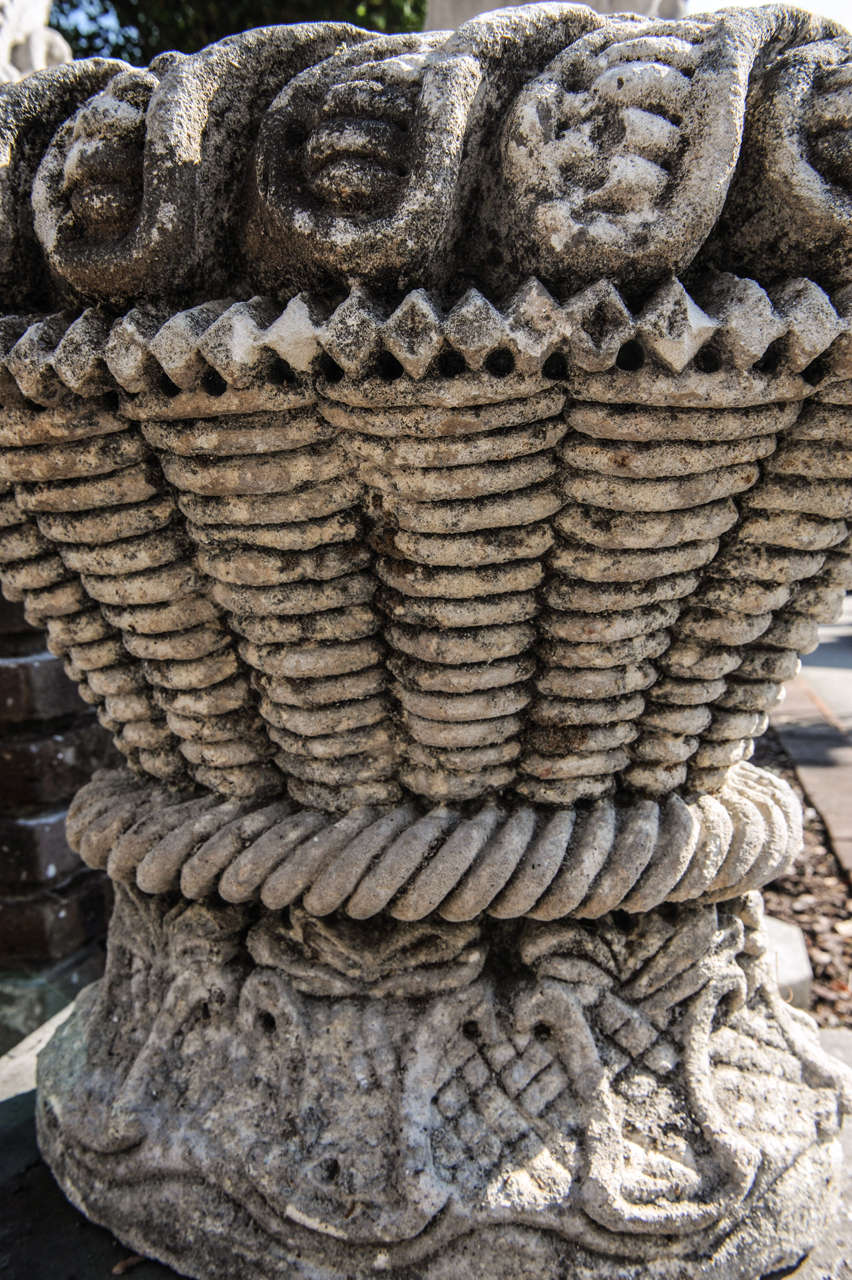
0 6 851 1277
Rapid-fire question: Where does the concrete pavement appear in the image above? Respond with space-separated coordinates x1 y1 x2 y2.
800 595 852 736
772 595 852 877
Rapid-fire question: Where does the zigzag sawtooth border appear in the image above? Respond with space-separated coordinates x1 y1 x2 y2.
0 275 849 406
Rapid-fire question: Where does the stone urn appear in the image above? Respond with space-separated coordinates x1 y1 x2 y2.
0 5 850 1276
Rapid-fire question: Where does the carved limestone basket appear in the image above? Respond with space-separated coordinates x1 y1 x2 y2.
0 5 850 1278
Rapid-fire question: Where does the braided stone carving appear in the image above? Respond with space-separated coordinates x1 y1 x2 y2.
66 759 801 917
0 6 850 1277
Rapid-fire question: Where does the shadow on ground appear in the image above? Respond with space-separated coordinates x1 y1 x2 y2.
0 1090 176 1280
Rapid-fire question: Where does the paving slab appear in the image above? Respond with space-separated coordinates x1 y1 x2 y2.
800 598 852 738
765 915 813 1009
0 1004 71 1104
772 675 852 879
768 598 852 877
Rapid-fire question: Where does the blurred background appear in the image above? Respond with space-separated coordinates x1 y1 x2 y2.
50 0 427 65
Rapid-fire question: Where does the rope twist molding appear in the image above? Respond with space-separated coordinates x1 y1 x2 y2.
67 759 800 919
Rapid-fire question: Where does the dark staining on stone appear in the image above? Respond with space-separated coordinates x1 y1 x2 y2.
484 348 515 377
268 357 297 386
802 355 830 385
437 350 467 378
375 351 405 382
542 352 569 380
755 339 785 376
201 369 228 398
615 340 645 372
693 343 722 374
318 353 345 383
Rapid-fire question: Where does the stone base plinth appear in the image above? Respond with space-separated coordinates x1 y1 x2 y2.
35 883 851 1280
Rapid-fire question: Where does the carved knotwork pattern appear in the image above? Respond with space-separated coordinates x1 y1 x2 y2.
37 884 852 1269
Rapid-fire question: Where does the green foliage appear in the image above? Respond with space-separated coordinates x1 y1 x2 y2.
50 0 426 66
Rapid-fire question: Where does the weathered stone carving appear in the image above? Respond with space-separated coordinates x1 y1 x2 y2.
38 885 852 1278
66 759 800 916
425 0 687 29
0 5 112 1049
0 5 849 1277
34 26 373 305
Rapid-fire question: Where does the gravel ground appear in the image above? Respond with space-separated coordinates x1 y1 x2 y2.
754 730 852 1029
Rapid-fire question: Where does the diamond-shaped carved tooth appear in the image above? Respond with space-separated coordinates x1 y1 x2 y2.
562 280 634 372
382 289 443 379
770 278 844 373
0 315 37 403
321 288 384 377
104 307 172 393
50 309 114 397
636 278 717 374
264 293 325 373
444 289 508 371
148 301 232 389
197 298 280 388
6 314 72 403
698 273 785 370
823 284 852 381
503 279 569 372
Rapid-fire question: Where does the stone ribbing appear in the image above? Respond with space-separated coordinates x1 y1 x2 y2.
684 396 852 788
0 276 850 813
0 421 168 776
141 401 382 807
0 406 277 795
541 400 779 800
326 387 566 805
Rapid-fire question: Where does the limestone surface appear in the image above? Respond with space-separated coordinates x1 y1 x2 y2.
425 0 686 30
0 5 847 1278
37 886 851 1280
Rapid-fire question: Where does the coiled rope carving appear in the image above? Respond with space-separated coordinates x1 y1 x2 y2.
68 759 800 921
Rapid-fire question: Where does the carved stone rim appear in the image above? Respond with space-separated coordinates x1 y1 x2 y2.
0 273 849 413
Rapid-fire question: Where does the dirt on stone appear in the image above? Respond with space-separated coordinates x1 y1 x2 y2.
754 730 852 1029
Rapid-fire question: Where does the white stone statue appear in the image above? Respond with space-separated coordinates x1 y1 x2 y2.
0 0 70 82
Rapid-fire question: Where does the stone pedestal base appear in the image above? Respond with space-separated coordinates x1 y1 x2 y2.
36 884 851 1280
